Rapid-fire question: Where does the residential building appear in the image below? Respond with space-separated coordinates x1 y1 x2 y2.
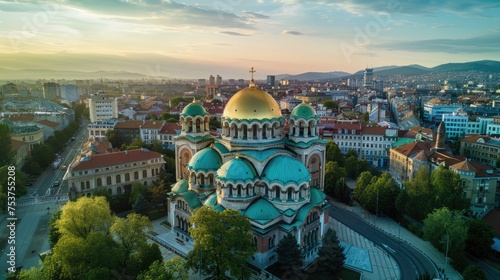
363 68 373 88
328 120 398 167
88 92 119 122
11 139 29 169
43 82 60 99
460 135 500 167
64 148 164 197
423 99 462 122
390 123 499 217
87 119 119 140
140 120 166 145
114 120 144 146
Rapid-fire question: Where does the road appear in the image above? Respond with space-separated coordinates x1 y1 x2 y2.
328 203 438 280
468 254 500 280
25 118 89 199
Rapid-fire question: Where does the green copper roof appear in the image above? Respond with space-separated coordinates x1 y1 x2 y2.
181 102 208 118
178 190 202 210
239 148 293 162
188 147 222 172
285 138 327 148
392 137 414 147
310 188 326 204
262 155 311 186
213 141 230 154
171 179 189 194
213 204 226 212
203 192 218 207
216 157 257 183
290 102 318 119
244 198 281 222
176 134 213 142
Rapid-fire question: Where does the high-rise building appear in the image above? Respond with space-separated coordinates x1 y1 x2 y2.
266 75 276 86
88 92 118 122
209 75 215 85
43 82 60 99
216 75 222 86
60 84 79 104
198 79 206 87
363 68 373 88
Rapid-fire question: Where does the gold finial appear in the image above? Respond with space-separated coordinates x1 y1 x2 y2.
192 97 196 103
249 67 256 87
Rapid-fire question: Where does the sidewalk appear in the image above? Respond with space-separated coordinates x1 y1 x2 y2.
331 199 463 280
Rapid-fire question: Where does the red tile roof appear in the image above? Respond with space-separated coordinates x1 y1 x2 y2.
141 121 165 129
71 149 163 171
159 123 181 134
36 120 58 128
8 114 34 121
361 126 386 135
461 134 492 143
392 141 434 157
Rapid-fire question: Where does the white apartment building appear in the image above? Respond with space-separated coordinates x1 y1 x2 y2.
64 149 165 197
423 100 462 122
87 119 119 140
442 110 494 138
88 92 119 122
140 121 166 145
329 120 398 168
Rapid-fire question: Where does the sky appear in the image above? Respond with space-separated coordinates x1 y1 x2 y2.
1 0 499 79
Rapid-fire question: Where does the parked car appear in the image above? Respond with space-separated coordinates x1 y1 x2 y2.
52 180 61 188
61 165 67 170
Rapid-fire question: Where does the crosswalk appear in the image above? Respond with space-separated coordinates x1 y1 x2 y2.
18 195 69 207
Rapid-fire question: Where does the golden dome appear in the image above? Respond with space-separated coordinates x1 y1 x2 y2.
223 85 282 121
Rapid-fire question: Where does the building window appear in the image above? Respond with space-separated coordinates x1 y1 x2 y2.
143 170 147 178
97 178 102 187
134 171 139 180
116 175 121 183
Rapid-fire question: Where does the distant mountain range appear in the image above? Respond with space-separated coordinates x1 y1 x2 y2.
0 68 166 80
276 60 500 81
0 60 499 81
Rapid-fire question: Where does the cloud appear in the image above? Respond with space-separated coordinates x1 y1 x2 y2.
373 34 500 54
282 30 303 35
219 31 250 36
242 11 269 19
278 0 500 17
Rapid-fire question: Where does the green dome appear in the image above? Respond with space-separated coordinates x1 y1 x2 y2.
310 188 326 204
263 155 311 185
216 157 257 183
181 102 208 118
203 192 218 207
171 179 189 194
244 198 281 222
188 147 222 172
290 102 317 119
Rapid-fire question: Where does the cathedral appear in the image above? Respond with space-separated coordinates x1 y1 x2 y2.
167 69 329 269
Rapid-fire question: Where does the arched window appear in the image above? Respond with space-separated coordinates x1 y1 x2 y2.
287 188 293 201
96 178 102 187
142 170 147 178
134 171 139 180
275 187 280 199
242 124 248 139
252 124 258 139
116 175 121 183
125 173 130 182
237 185 242 197
196 119 201 132
106 176 112 185
262 124 268 139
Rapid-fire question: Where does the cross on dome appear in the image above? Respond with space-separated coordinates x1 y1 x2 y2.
249 67 256 87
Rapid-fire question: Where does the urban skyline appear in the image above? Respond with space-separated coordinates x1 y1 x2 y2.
1 0 499 79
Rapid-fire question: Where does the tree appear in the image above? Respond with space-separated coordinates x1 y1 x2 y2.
137 260 173 280
165 256 189 280
111 213 155 278
466 219 495 257
316 228 345 279
127 137 146 150
187 207 256 280
55 196 114 239
22 157 42 176
324 161 346 196
130 182 149 205
354 171 373 202
326 141 344 165
92 186 112 202
361 112 369 125
322 100 338 111
31 143 55 168
430 165 469 212
277 233 305 280
49 210 62 248
106 129 119 148
46 231 120 279
423 207 468 271
462 265 486 280
0 123 13 165
398 168 434 221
